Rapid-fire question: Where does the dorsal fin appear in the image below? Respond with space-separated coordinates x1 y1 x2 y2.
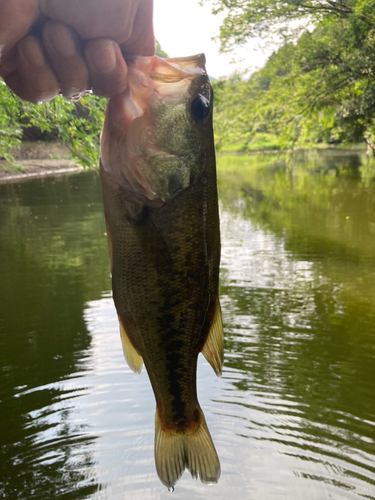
201 300 224 376
119 318 143 374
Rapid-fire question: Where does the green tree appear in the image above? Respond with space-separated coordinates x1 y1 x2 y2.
0 83 107 168
155 39 169 58
208 0 354 51
209 0 375 151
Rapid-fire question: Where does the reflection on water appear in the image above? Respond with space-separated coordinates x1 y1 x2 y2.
0 151 374 499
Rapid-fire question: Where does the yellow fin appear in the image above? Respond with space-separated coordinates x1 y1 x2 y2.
154 406 220 489
201 300 224 376
119 319 143 374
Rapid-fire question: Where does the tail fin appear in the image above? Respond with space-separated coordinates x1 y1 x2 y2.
154 406 220 489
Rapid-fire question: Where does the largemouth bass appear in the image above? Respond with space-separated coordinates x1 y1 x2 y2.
100 54 223 489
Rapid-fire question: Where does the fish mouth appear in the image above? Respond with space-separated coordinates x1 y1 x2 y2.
103 53 208 134
100 54 211 201
129 53 206 77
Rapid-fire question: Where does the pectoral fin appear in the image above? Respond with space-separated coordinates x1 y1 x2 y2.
119 319 143 374
201 300 224 376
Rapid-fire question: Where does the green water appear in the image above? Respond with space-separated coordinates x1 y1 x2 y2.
0 150 374 499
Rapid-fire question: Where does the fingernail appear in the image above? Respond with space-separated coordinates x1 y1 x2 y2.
91 41 117 74
69 90 85 101
20 38 45 68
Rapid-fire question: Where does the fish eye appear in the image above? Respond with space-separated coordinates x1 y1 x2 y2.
190 95 210 121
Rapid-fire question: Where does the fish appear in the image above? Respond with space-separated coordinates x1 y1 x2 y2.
99 53 223 489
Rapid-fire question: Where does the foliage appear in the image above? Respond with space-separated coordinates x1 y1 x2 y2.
207 0 355 51
0 81 24 164
0 81 107 168
211 0 375 152
155 39 169 58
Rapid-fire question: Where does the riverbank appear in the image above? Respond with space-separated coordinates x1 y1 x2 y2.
0 142 84 184
1 141 368 184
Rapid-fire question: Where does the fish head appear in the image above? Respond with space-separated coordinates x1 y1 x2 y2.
100 54 214 202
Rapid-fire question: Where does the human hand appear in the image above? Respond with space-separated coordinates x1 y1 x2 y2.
0 0 154 103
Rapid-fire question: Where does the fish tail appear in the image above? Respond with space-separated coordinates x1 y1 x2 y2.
154 406 220 489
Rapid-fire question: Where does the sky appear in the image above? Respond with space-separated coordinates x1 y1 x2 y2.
153 0 272 79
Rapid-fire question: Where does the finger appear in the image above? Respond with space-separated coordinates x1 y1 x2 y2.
84 39 128 98
40 0 154 54
0 0 39 59
120 0 154 56
42 20 88 99
14 35 59 103
0 49 18 78
40 0 137 39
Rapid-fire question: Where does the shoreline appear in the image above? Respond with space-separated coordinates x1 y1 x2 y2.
1 143 368 184
0 159 84 184
0 142 86 184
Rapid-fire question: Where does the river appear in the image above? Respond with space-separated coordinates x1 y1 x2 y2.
0 149 374 499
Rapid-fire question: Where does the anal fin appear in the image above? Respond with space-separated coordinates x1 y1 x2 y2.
201 299 224 376
119 318 143 374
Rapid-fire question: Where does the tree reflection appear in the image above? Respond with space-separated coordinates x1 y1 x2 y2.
217 151 375 468
0 173 110 498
